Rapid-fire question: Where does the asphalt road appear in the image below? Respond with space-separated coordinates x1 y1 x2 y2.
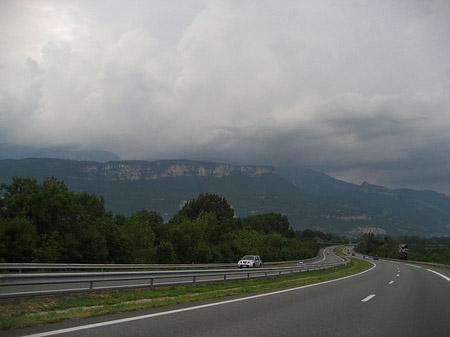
0 247 343 298
5 255 450 337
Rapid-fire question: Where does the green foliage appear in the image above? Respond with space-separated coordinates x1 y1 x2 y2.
178 193 234 221
0 177 321 264
34 233 60 263
79 226 108 263
95 218 124 263
240 213 294 237
121 212 156 263
355 234 384 255
0 176 112 263
0 218 37 262
155 241 177 264
355 234 450 265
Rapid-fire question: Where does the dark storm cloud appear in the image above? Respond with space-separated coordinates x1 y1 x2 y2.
1 0 450 194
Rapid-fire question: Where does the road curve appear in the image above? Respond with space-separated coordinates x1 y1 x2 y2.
0 247 343 298
5 256 450 337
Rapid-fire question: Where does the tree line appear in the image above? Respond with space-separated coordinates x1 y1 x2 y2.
355 233 450 264
0 177 322 264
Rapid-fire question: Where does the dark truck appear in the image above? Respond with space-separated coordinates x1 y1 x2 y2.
399 244 408 260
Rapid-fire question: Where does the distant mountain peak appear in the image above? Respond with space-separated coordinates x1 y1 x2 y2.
359 181 393 196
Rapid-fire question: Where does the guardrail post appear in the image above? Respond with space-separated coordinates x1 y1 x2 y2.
150 278 154 287
89 281 93 291
223 274 226 281
193 276 196 283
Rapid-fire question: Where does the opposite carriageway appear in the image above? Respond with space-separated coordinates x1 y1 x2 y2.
0 247 347 298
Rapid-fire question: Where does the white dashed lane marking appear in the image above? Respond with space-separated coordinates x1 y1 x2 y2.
361 294 376 302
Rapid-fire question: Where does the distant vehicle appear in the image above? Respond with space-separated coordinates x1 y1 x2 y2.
373 255 379 260
352 252 355 256
363 256 369 260
399 244 408 260
238 255 262 268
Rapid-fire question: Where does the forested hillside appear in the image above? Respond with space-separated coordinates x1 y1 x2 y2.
0 177 324 263
1 158 444 236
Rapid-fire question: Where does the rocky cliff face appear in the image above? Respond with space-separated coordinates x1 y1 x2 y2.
83 160 276 181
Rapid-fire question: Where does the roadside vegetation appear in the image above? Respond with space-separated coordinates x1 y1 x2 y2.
0 177 370 330
0 177 350 265
0 257 371 330
355 233 450 265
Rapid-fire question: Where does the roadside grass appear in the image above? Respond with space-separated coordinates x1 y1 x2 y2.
335 245 351 257
0 258 371 330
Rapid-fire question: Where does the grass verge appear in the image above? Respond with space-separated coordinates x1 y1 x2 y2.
335 245 351 257
1 258 371 330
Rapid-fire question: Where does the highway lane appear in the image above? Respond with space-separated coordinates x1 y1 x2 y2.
5 257 450 337
0 247 342 297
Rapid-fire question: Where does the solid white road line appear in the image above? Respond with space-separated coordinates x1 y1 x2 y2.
20 263 377 337
405 264 421 268
389 281 394 284
427 269 450 282
361 294 376 302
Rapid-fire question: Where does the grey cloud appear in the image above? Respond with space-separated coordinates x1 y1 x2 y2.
1 0 450 194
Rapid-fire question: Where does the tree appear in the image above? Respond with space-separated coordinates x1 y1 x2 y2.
156 241 177 264
0 182 323 264
355 233 384 255
233 228 264 257
1 176 73 235
241 213 294 237
0 218 37 262
178 193 234 221
34 232 61 263
96 217 126 263
169 223 193 263
79 226 108 263
192 241 212 263
121 213 156 263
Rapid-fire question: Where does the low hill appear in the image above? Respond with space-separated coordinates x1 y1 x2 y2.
1 158 449 236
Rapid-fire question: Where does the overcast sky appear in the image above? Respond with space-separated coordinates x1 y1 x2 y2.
1 0 450 194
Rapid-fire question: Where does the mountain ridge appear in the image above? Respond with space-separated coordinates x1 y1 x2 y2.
0 143 119 162
278 167 450 236
1 158 449 236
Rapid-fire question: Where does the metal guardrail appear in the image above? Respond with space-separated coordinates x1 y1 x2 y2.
0 260 312 273
0 262 233 272
0 260 349 298
383 258 450 270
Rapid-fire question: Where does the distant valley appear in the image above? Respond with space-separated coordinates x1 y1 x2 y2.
1 158 450 236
